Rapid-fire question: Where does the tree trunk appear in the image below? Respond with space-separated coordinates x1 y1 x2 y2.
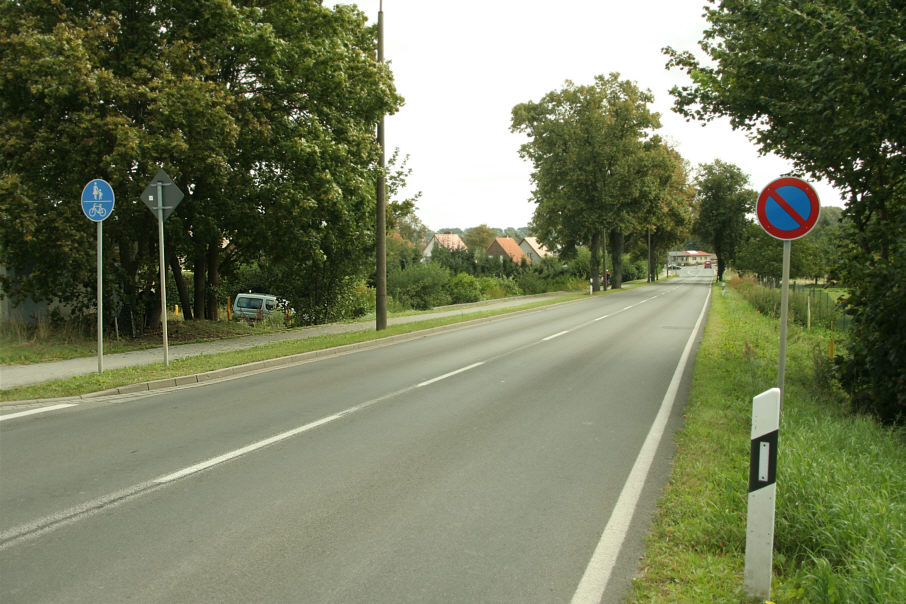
590 230 602 292
117 235 139 338
609 230 625 288
168 248 193 321
193 252 206 320
602 232 608 291
205 239 220 321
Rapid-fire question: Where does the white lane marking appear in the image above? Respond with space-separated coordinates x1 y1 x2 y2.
0 403 77 423
593 314 611 322
4 359 493 545
542 330 570 342
1 385 414 548
416 362 484 388
622 305 633 311
571 285 712 603
154 411 350 484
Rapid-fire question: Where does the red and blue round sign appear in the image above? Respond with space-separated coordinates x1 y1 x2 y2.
756 177 820 240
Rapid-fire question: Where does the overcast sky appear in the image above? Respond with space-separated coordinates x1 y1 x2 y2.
354 0 844 232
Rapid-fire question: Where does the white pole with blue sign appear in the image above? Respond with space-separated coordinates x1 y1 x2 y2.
745 176 820 600
81 179 115 374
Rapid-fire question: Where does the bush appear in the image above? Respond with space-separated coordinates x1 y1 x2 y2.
387 263 451 310
730 277 844 331
479 276 522 299
448 272 482 304
515 270 548 295
621 257 648 282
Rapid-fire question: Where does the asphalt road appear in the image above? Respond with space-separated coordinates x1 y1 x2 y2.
0 268 713 603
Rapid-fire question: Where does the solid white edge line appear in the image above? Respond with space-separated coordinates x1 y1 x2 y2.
542 330 570 342
571 285 712 604
0 403 78 422
416 362 484 388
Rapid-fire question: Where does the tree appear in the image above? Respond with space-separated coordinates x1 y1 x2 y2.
734 220 814 282
511 74 666 290
462 224 498 254
692 160 754 281
638 143 694 281
0 1 401 330
665 0 906 422
385 148 422 234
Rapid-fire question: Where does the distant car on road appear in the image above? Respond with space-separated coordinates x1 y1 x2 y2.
704 260 712 269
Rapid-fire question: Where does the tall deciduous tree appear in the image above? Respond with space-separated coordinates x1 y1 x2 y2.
692 160 754 282
665 0 905 422
462 224 499 254
511 74 666 290
0 1 401 329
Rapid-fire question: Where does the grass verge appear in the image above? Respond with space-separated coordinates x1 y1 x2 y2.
1 296 585 402
627 285 905 603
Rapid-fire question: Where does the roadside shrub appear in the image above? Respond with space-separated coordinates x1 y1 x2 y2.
621 257 648 282
515 270 547 295
340 280 375 319
448 272 482 304
430 245 476 275
730 277 844 331
479 276 522 299
387 263 451 310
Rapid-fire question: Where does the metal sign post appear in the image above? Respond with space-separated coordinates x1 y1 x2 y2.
81 179 115 374
156 179 168 366
755 176 821 404
141 169 184 368
745 177 820 599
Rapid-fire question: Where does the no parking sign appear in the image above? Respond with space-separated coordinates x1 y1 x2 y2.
756 177 820 240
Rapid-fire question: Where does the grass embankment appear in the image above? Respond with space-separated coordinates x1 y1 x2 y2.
628 284 906 603
0 312 296 365
0 296 585 402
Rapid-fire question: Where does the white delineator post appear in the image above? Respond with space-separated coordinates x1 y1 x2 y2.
744 387 781 600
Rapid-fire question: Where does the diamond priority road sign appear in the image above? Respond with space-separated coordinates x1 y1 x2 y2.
756 177 820 240
141 169 184 220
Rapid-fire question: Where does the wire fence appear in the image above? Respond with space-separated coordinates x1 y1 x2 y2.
733 278 850 332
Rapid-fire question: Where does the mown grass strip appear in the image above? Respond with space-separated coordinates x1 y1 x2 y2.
1 296 582 403
628 285 905 603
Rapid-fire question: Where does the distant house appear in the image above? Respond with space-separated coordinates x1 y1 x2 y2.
667 250 716 266
518 237 553 264
422 232 468 259
486 237 527 264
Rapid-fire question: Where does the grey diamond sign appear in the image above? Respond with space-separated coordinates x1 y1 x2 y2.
141 169 184 220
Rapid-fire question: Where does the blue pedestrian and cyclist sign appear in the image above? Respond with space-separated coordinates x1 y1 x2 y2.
756 177 820 240
81 178 115 222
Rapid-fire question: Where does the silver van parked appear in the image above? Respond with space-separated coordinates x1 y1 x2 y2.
233 293 277 321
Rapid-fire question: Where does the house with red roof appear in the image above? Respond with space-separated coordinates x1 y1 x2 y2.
486 237 527 264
